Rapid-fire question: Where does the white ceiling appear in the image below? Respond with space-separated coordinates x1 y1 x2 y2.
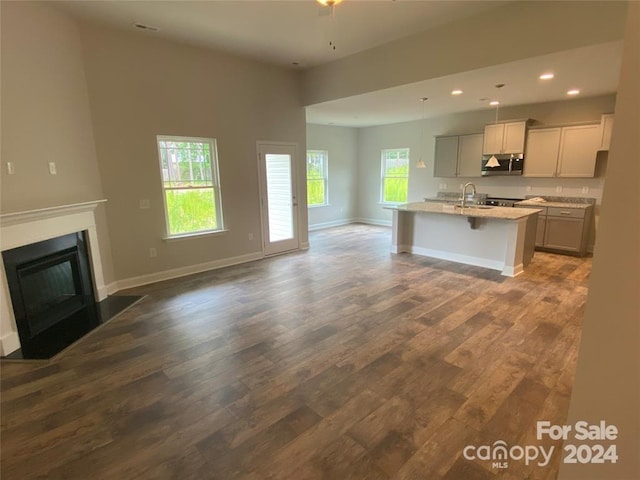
55 0 508 68
54 0 623 128
306 41 624 127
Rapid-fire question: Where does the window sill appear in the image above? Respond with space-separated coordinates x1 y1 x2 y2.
378 201 406 206
163 229 229 242
308 203 330 209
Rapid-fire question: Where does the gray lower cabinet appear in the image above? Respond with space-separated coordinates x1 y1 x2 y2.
544 216 585 252
535 213 547 247
516 204 592 254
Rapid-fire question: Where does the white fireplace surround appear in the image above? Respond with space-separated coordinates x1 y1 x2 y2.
0 200 108 356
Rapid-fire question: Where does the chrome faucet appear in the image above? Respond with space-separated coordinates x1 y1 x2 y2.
461 182 476 209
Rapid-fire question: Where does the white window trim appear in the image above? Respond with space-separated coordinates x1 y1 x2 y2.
380 148 410 205
306 150 329 207
156 135 225 238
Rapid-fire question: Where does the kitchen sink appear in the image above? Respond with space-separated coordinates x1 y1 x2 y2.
454 205 494 210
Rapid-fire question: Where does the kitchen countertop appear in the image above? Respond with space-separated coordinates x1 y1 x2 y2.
387 202 542 220
515 200 593 209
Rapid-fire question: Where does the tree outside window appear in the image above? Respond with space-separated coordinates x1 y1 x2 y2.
381 148 409 204
306 150 328 207
157 136 224 237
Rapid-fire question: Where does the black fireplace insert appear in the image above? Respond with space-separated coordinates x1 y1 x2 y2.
2 232 99 359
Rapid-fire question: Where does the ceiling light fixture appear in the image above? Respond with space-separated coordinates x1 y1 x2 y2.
567 89 581 96
485 85 504 168
416 97 428 169
133 22 160 32
539 73 555 80
451 89 463 96
318 0 343 50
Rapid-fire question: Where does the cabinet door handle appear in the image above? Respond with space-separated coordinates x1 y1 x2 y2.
560 211 572 215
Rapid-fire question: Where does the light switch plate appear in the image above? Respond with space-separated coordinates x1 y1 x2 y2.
582 186 589 194
7 162 15 175
48 162 57 175
139 199 151 209
556 185 563 193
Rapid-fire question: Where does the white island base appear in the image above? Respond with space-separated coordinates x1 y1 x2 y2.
390 205 539 277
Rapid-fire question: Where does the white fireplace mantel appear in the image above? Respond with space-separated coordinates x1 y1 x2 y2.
1 199 108 356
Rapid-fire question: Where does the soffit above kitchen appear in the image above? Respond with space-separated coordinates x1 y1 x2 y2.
306 41 624 127
53 0 509 68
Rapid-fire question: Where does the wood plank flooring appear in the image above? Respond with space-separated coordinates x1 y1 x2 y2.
0 224 591 479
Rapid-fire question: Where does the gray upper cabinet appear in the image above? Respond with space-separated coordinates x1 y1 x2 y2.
457 134 484 177
482 121 527 154
523 128 561 177
557 124 600 177
598 114 614 150
523 124 600 178
434 134 483 178
433 136 458 177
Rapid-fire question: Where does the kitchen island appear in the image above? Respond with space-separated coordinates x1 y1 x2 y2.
386 202 541 276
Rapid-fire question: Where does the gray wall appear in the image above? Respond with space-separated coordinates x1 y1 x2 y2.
79 23 307 282
559 3 639 478
0 1 115 283
306 125 358 229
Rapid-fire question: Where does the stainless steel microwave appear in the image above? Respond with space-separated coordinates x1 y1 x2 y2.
481 153 524 176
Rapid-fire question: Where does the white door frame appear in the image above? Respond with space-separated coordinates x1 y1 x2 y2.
256 141 300 256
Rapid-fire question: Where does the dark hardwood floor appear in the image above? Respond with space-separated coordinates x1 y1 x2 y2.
0 224 591 479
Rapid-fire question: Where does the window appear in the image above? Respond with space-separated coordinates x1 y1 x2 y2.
306 150 328 207
156 136 223 237
380 148 409 204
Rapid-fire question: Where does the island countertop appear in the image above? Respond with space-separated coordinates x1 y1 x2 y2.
387 202 542 220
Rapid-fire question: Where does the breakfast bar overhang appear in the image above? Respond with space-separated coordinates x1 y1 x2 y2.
387 202 542 277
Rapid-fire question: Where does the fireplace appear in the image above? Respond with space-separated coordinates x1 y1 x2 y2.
2 232 99 359
0 200 109 357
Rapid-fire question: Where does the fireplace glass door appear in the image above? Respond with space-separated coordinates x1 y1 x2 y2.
18 251 85 338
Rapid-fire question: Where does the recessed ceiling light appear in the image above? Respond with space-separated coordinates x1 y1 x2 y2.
567 89 581 96
451 89 463 96
539 73 555 80
489 100 500 106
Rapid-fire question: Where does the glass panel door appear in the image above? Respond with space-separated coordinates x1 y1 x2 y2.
257 143 299 255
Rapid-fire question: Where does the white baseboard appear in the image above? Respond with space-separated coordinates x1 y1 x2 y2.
110 251 264 293
96 285 109 301
399 245 507 274
352 217 392 227
1 331 20 356
308 218 355 231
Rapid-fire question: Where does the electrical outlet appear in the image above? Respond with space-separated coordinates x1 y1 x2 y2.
526 186 532 192
48 162 57 175
582 186 589 194
443 184 448 190
459 184 464 190
7 162 15 175
139 199 151 209
149 247 157 258
556 185 563 193
248 233 254 241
